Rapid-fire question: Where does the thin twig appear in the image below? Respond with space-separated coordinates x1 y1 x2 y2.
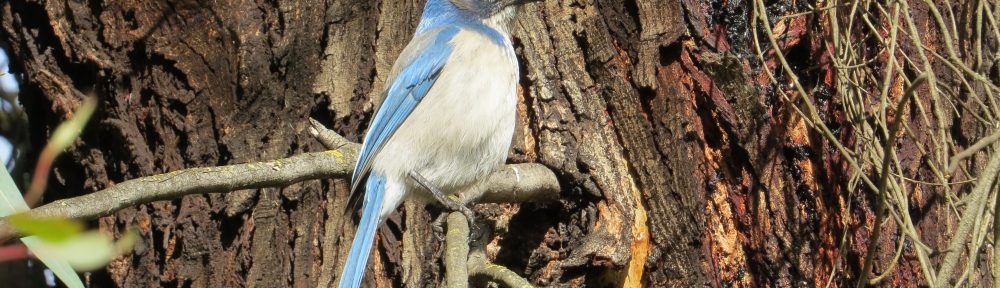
949 130 1000 174
857 73 922 287
994 176 1000 288
933 146 1000 287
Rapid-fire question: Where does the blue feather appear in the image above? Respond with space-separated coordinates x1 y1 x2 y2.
349 26 461 195
417 0 508 45
338 173 387 288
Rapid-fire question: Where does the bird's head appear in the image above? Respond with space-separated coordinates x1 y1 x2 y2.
448 0 542 32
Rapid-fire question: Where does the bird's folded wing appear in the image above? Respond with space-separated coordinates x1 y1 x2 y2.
346 26 461 213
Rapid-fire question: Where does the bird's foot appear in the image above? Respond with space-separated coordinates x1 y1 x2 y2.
431 213 448 241
409 171 481 241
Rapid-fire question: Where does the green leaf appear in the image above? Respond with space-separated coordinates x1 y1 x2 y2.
20 237 82 285
114 228 138 255
7 214 84 243
35 231 115 271
0 166 84 288
47 97 97 153
33 229 137 272
0 160 28 214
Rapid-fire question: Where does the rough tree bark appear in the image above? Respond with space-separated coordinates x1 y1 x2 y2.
1 0 997 287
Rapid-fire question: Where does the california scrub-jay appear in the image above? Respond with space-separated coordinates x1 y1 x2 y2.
337 0 540 286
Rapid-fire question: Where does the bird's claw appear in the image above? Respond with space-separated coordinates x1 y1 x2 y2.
456 206 484 242
410 171 482 242
431 213 448 241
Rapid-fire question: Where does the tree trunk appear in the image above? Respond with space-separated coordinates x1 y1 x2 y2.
2 0 997 287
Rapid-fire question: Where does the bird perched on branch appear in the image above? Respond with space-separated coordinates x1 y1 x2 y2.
337 0 541 286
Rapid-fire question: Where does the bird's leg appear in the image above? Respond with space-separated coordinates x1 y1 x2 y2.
408 171 479 240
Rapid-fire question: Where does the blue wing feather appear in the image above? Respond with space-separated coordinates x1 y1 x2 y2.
338 173 386 288
347 26 461 210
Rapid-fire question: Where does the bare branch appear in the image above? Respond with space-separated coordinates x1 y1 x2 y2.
0 117 559 288
468 228 534 288
467 249 534 288
444 212 470 288
309 118 354 150
457 163 560 205
444 211 535 288
0 121 561 244
0 150 358 239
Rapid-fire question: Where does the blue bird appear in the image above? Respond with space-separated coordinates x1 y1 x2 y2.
338 0 540 287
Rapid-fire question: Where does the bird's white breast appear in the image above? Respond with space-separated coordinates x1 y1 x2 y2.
372 28 519 207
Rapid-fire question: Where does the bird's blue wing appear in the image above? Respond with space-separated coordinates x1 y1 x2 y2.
346 26 461 211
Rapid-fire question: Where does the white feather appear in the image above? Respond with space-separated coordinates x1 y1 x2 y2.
371 28 519 219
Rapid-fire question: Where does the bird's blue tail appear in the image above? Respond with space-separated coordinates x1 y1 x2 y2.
338 174 386 288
